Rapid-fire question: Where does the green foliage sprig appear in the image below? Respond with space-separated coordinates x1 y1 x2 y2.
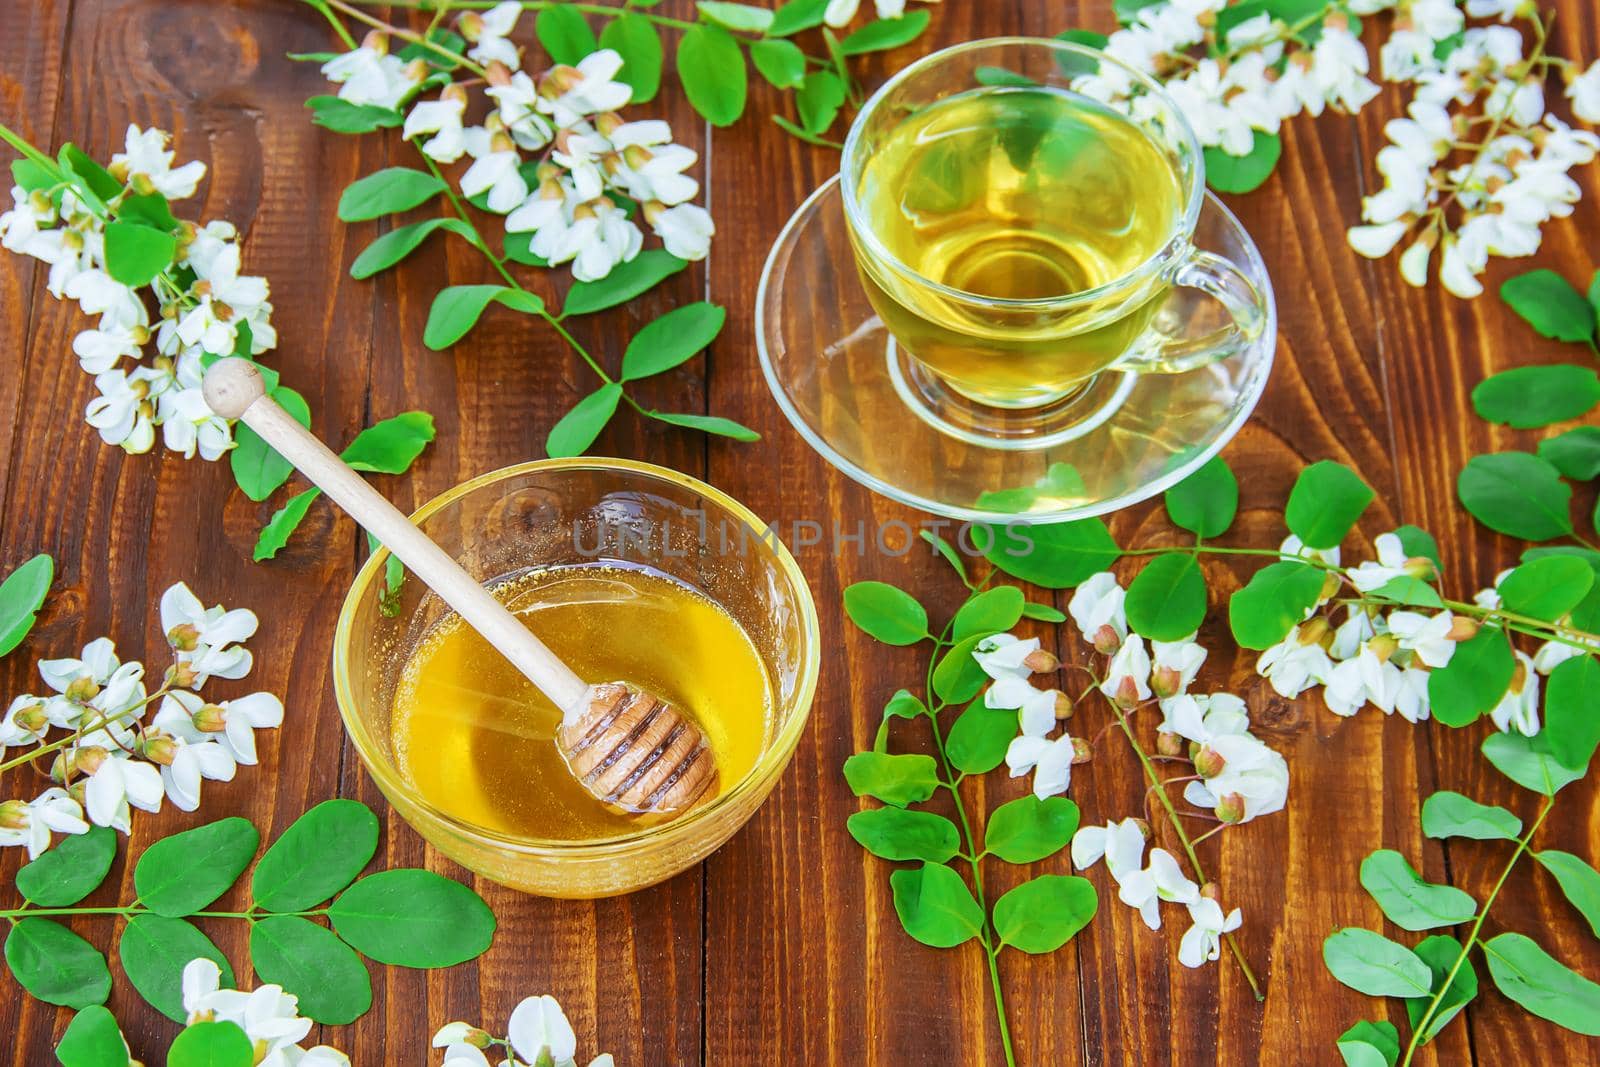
1 800 494 1026
0 554 53 657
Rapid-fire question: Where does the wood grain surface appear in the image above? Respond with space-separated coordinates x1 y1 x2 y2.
3 1 1599 1063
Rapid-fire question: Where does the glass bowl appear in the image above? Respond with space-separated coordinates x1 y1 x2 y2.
332 458 820 898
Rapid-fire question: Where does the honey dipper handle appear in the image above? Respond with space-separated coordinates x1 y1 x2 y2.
203 358 591 716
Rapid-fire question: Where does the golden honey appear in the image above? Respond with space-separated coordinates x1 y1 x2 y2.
390 563 772 840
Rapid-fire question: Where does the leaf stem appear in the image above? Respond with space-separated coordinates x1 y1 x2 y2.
1399 795 1554 1065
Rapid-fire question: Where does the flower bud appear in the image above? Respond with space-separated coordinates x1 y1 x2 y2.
63 228 85 253
1369 633 1400 662
14 700 48 735
1403 556 1437 582
360 29 389 55
1509 658 1529 694
168 621 200 652
50 753 70 784
621 143 653 171
595 111 625 138
1193 745 1226 779
402 58 429 84
1214 792 1246 824
1448 616 1480 642
1320 571 1342 602
1023 648 1060 674
1051 690 1073 721
1131 818 1152 840
66 781 86 806
1200 881 1221 901
641 198 667 226
130 172 157 197
166 660 200 690
1156 731 1184 757
74 746 110 776
28 189 52 215
1092 623 1122 656
1071 737 1093 764
1297 616 1331 647
1151 665 1182 699
442 82 470 107
457 11 485 40
488 129 516 154
0 800 30 830
64 676 100 704
141 734 178 767
1113 675 1141 710
485 60 514 87
540 64 582 97
192 704 229 733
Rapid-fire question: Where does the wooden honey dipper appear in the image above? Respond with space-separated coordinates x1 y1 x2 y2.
202 359 718 817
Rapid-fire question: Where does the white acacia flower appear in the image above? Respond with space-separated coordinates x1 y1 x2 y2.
1488 652 1540 736
158 387 233 461
83 751 164 832
1257 626 1333 698
552 130 610 201
986 675 1059 738
1312 26 1380 112
1158 693 1251 746
1346 532 1411 592
1531 638 1585 675
1568 60 1600 124
509 995 578 1065
404 96 469 163
973 633 1040 681
1394 665 1431 723
65 269 147 330
460 147 530 215
559 199 642 282
1474 568 1513 611
321 45 418 110
0 788 90 859
182 958 314 1057
438 1046 490 1067
111 125 206 199
40 637 147 720
611 135 699 207
1184 734 1289 823
72 320 146 374
146 730 237 812
162 581 258 683
0 695 50 753
486 72 555 150
465 1 523 69
1349 222 1409 259
1117 847 1200 930
1465 0 1533 21
1387 610 1455 669
1099 634 1151 706
1279 534 1340 568
176 242 270 357
1151 638 1206 698
157 689 283 766
644 201 714 261
1330 606 1376 660
540 51 634 127
85 369 155 453
1071 817 1147 882
1178 897 1243 967
1004 731 1077 799
1324 645 1388 717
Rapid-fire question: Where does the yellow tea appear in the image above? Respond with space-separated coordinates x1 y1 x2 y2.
852 86 1185 407
390 563 772 840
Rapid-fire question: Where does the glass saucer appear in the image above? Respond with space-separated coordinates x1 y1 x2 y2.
754 175 1277 522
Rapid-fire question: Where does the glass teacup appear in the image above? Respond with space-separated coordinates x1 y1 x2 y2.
840 37 1268 414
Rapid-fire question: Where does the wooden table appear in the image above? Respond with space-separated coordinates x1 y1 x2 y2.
4 2 1600 1063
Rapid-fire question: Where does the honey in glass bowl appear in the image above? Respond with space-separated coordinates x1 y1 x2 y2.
390 562 772 838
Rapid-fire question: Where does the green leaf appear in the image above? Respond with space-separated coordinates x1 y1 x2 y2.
1428 626 1513 728
984 796 1080 865
1164 455 1237 537
12 157 56 194
750 38 807 88
993 874 1097 953
951 586 1025 641
1394 524 1442 571
1457 452 1573 541
931 633 991 704
350 217 478 279
306 95 402 133
134 817 259 917
1285 461 1373 550
1497 556 1595 621
697 1 774 32
839 11 931 54
1358 849 1476 931
120 915 231 1022
58 144 122 204
769 0 828 35
1321 927 1432 997
535 5 598 63
503 231 550 266
0 552 53 656
600 14 665 102
980 518 1120 589
842 581 928 645
621 302 726 381
1483 932 1600 1035
424 284 543 349
846 807 960 863
1543 654 1600 769
1404 935 1478 1047
1022 602 1067 622
647 411 761 441
1367 576 1444 609
545 383 623 458
945 701 1017 775
842 751 939 807
1228 560 1325 650
796 70 847 134
5 919 110 1009
1125 552 1207 641
342 411 436 474
253 799 381 913
16 826 116 907
166 1021 254 1067
1204 131 1282 194
889 862 983 948
1481 730 1586 796
328 869 495 968
253 488 320 562
1420 791 1522 841
230 386 311 502
1539 426 1600 481
1472 365 1600 429
678 24 747 126
102 220 176 288
1500 269 1597 344
1534 850 1600 939
882 689 925 721
54 1006 129 1067
562 249 688 315
1337 1020 1400 1067
337 167 447 222
116 190 179 232
250 915 372 1025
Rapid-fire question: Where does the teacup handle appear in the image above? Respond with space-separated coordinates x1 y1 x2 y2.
1112 248 1268 375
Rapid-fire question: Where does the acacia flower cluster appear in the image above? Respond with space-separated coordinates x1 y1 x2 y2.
434 993 613 1067
1082 0 1600 298
0 583 280 857
0 125 275 455
319 2 715 280
183 958 350 1067
1256 530 1578 734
